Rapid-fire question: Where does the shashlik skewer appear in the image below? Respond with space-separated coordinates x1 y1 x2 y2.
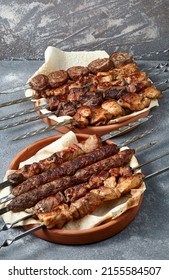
0 104 48 121
0 148 135 214
12 114 151 142
3 134 101 188
1 163 169 249
0 143 166 233
0 83 161 131
0 122 153 208
0 51 162 110
0 127 155 207
0 140 156 232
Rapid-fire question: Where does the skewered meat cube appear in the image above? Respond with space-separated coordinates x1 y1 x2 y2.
96 62 138 83
79 92 103 108
48 70 69 88
109 52 133 68
29 74 49 90
118 92 151 111
45 84 69 97
101 100 124 117
90 107 112 125
142 87 162 99
67 66 89 81
88 58 113 74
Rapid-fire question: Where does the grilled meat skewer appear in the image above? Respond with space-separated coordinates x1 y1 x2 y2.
6 149 134 212
34 166 133 214
11 143 119 197
1 164 169 249
37 172 144 229
7 134 101 187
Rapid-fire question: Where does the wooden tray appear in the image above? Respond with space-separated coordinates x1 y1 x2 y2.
8 134 144 245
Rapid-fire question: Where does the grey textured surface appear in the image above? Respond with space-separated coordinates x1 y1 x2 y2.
0 0 169 260
0 0 169 60
0 60 169 259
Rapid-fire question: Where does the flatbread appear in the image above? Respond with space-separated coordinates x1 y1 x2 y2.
0 132 145 230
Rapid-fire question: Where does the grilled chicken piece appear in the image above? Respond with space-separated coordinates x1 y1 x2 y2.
46 84 69 97
117 173 144 194
118 92 151 111
72 106 92 128
142 87 162 99
111 63 138 79
96 63 138 84
101 100 124 117
37 172 144 229
90 107 112 125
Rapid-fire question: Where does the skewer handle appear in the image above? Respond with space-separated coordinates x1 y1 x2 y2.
12 120 72 141
0 112 52 130
0 213 33 232
0 104 48 121
0 96 32 108
0 224 45 249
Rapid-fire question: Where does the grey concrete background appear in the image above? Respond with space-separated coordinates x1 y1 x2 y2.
0 0 169 260
0 0 169 60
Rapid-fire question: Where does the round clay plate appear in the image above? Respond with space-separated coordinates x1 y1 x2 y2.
37 107 150 136
8 134 143 245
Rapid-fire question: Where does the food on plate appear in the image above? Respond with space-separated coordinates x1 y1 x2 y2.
26 51 162 129
7 134 101 186
1 133 145 231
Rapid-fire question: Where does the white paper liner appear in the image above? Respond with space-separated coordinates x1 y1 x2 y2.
0 132 145 230
25 46 158 125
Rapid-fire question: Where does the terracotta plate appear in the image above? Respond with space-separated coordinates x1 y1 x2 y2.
36 106 150 136
8 134 143 245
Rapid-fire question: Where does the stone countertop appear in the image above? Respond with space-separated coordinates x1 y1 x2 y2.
0 60 169 260
1 0 169 61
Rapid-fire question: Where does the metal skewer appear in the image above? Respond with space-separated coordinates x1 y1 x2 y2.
0 117 153 193
0 104 48 121
0 84 29 94
0 213 33 232
0 111 54 130
0 96 33 108
12 115 152 141
0 224 45 249
1 162 169 249
134 48 169 60
0 69 166 109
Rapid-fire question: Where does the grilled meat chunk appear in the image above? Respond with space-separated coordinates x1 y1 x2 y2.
29 74 49 90
118 92 151 111
48 70 69 88
67 66 89 81
101 100 124 117
8 149 134 212
109 52 133 68
88 58 113 74
37 171 143 229
11 143 119 197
